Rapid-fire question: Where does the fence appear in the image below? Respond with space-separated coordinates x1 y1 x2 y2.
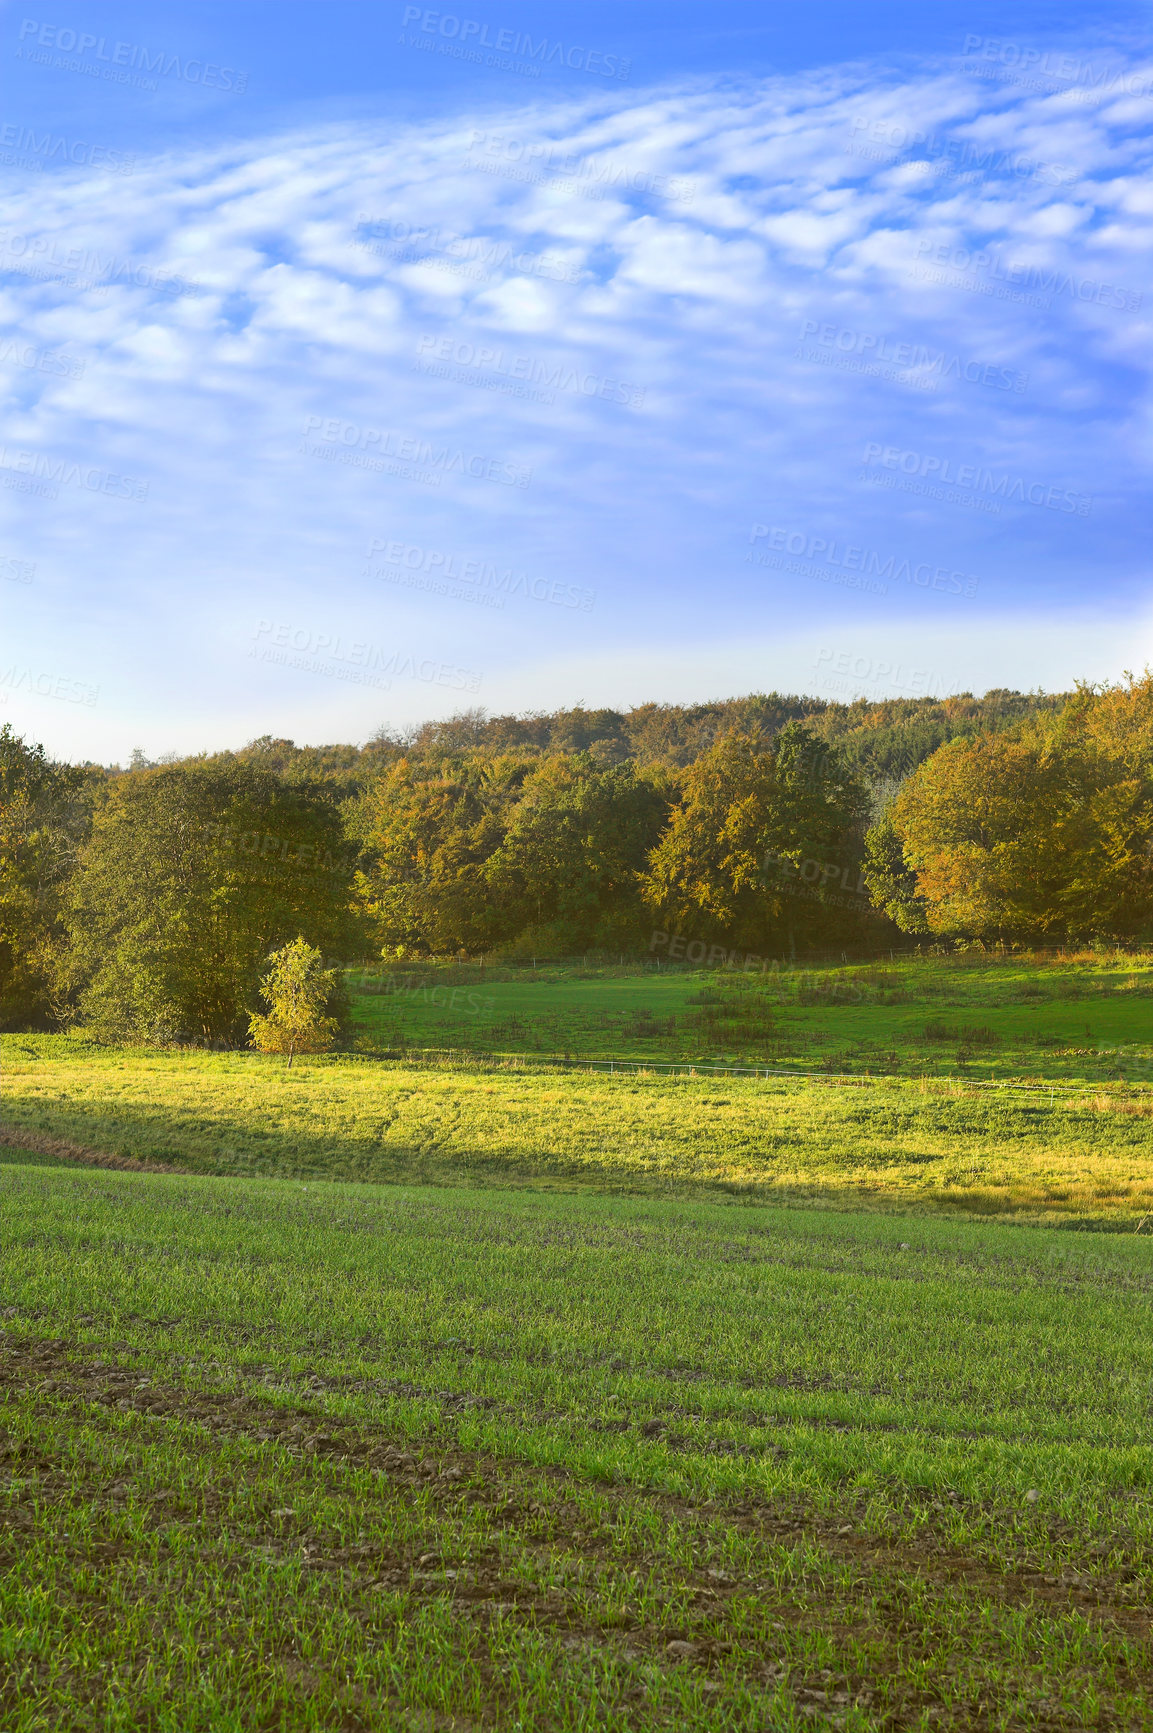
343 1044 1148 1100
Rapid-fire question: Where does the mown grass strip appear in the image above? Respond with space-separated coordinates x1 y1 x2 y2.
344 953 1153 1086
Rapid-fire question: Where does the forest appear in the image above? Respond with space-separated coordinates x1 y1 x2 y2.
2 674 1151 1041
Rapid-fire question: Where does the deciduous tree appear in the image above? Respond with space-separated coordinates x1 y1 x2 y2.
881 706 1153 941
67 760 357 1042
0 725 92 1028
481 755 670 953
641 724 868 952
248 938 339 1065
354 755 528 955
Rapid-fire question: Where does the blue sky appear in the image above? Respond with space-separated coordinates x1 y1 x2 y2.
1 0 1150 761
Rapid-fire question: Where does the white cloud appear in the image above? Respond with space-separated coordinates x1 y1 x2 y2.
0 53 1148 758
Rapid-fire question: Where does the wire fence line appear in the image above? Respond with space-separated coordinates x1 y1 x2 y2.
345 1045 1149 1099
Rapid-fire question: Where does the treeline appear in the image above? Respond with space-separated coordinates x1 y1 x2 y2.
2 678 1150 1042
224 685 1060 789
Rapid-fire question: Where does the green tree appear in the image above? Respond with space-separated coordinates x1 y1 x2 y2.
861 812 930 933
0 725 93 1028
67 760 358 1042
248 938 339 1065
641 723 869 953
1062 670 1153 770
481 755 670 953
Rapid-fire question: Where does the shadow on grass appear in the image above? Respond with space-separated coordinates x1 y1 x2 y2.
1 1098 1148 1233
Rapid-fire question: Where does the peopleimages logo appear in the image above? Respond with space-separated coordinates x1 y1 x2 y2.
959 34 1153 98
365 539 595 611
202 822 350 876
464 130 692 201
350 972 496 1018
301 417 532 489
861 444 1092 516
651 930 773 971
399 8 630 78
649 930 864 996
748 525 979 597
814 647 955 699
0 664 98 705
847 116 1075 186
0 121 134 172
355 218 579 284
414 335 645 408
798 321 1028 393
0 336 84 379
763 852 872 911
911 238 1142 312
15 20 248 91
0 230 202 297
251 620 482 695
0 444 148 502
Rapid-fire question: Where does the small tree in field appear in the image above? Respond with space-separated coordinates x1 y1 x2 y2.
248 938 339 1066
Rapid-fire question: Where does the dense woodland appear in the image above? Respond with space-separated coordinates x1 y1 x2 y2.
2 678 1151 1041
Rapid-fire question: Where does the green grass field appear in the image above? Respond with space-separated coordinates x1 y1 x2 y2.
3 1164 1153 1730
346 953 1153 1085
3 1032 1153 1223
3 953 1153 1727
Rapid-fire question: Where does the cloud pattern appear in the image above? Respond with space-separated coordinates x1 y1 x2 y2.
1 52 1150 755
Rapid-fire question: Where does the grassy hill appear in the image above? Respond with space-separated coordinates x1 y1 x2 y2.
2 1033 1151 1228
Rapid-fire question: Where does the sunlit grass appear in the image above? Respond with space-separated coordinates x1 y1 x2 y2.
3 1030 1153 1224
3 953 1151 1722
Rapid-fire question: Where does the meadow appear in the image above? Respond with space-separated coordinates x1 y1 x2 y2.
345 952 1153 1086
3 1029 1153 1223
2 950 1152 1728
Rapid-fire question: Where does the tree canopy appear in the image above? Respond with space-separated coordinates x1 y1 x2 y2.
66 760 358 1041
874 676 1153 943
642 723 870 953
248 938 341 1065
0 724 92 1027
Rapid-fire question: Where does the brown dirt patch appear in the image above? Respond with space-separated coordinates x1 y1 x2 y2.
0 1125 174 1174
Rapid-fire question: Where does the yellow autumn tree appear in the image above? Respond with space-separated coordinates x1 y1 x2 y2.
882 678 1153 941
640 724 868 951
